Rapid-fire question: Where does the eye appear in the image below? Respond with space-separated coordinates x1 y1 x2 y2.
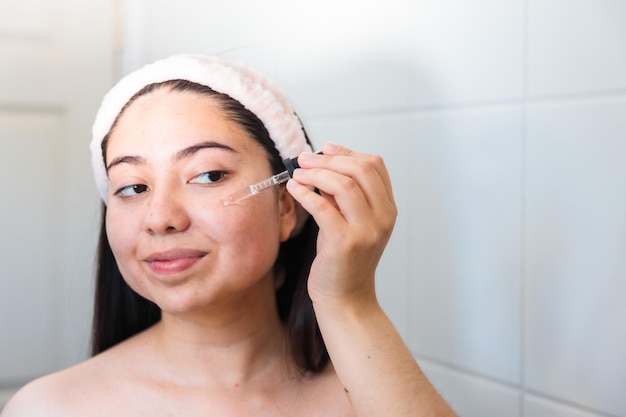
115 184 149 197
189 170 226 185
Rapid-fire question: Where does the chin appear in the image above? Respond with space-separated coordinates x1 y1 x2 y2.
152 292 219 316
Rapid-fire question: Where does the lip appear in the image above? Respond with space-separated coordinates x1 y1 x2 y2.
144 248 208 275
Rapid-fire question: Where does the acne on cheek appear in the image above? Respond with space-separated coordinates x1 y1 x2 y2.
216 200 282 237
208 206 260 234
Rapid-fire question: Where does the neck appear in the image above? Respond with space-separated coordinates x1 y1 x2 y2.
146 277 296 389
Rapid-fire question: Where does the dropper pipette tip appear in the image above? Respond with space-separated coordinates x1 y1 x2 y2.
221 171 291 206
221 186 257 206
221 155 306 206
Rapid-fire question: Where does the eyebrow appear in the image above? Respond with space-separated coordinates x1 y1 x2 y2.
174 141 237 161
106 155 144 171
106 141 238 171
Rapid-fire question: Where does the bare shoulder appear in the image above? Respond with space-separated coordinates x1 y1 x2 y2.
2 375 57 416
2 338 138 416
1 360 94 417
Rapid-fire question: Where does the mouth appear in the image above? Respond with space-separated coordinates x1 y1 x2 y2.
144 248 208 275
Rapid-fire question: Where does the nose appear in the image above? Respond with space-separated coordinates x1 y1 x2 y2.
143 187 191 235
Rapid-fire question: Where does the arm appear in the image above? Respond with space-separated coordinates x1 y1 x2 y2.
286 142 457 417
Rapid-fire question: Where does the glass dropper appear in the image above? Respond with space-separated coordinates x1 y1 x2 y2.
221 154 305 206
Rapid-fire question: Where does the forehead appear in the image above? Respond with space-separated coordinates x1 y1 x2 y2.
105 89 265 160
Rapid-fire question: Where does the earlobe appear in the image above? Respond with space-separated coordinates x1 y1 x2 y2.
278 188 297 242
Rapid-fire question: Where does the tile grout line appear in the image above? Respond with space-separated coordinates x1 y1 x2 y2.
306 88 626 126
523 389 622 417
520 0 530 416
413 354 523 391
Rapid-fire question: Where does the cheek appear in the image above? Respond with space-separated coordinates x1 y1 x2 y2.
106 209 136 252
104 209 142 279
104 209 158 301
209 198 283 258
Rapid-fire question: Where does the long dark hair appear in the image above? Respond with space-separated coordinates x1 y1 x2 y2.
91 80 328 373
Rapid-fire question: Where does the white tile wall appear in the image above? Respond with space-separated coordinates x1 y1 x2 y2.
410 0 525 106
137 0 413 118
525 97 626 417
118 1 626 416
408 105 524 385
528 0 626 97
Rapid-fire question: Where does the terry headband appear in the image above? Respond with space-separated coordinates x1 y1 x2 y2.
90 53 312 203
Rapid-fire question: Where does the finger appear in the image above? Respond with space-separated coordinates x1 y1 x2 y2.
296 150 395 215
321 142 395 203
286 178 349 232
291 167 372 225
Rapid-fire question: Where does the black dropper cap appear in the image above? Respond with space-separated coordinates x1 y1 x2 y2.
283 151 323 177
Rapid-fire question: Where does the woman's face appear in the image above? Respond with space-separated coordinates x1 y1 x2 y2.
104 88 296 315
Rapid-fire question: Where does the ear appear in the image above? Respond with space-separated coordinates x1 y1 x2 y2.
278 187 297 242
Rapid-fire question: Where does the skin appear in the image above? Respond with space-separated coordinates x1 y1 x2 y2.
2 88 457 417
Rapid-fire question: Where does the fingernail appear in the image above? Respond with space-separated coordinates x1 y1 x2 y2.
298 152 315 162
323 141 340 153
286 178 301 188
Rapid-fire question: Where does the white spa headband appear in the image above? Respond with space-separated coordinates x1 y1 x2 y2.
90 54 312 203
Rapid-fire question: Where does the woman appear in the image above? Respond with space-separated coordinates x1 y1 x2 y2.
2 54 456 416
